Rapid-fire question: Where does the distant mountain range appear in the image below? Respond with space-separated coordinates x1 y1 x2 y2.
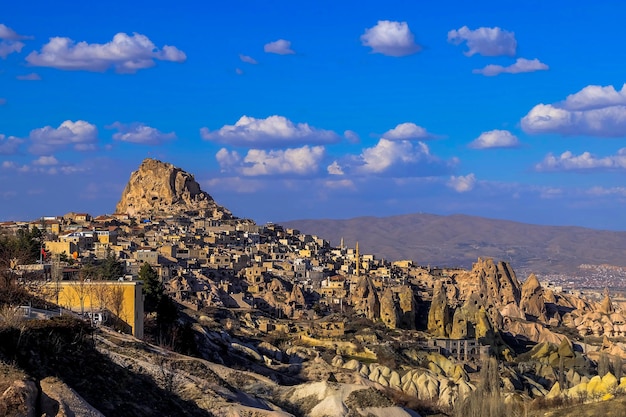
281 213 626 278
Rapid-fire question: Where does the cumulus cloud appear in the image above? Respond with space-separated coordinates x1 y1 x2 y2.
561 84 626 111
361 20 421 57
447 26 516 57
522 103 626 137
109 122 176 145
0 24 30 41
215 148 242 172
469 129 519 149
0 41 24 58
0 24 30 59
447 173 476 192
32 155 58 166
26 32 186 73
332 139 452 177
0 134 22 154
343 130 360 144
536 149 626 171
216 145 325 176
383 122 433 140
359 139 426 173
327 161 344 175
201 115 341 147
264 39 295 55
27 120 98 154
473 58 548 76
521 84 626 137
17 73 41 81
239 54 258 64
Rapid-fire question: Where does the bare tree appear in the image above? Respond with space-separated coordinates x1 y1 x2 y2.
107 283 126 330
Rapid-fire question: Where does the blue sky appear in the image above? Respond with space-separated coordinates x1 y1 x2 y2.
2 1 626 230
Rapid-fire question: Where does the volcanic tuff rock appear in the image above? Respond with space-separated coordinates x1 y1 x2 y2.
520 273 548 322
115 158 232 218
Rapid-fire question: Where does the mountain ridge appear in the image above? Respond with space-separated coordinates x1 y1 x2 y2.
281 212 626 278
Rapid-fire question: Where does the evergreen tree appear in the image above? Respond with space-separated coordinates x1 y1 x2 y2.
99 248 124 280
139 262 163 313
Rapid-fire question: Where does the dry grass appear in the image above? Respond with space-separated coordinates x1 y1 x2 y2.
0 305 23 327
529 396 626 417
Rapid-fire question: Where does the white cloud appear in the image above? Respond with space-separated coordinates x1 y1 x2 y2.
109 122 176 145
0 24 30 41
27 120 98 154
264 39 295 55
239 54 258 64
235 68 244 75
521 84 626 137
447 26 516 57
216 145 325 176
0 134 21 154
587 186 626 197
0 41 24 58
383 122 432 140
324 179 355 190
33 155 58 166
201 115 341 147
473 58 548 76
331 139 455 177
359 139 429 174
361 20 421 57
327 161 344 175
0 24 30 59
522 103 626 137
561 84 626 111
26 32 186 73
447 173 476 192
17 73 41 81
0 98 6 105
343 130 360 143
215 148 242 172
469 129 519 149
535 149 626 171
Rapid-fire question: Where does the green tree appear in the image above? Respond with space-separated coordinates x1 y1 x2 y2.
99 248 124 280
139 263 162 313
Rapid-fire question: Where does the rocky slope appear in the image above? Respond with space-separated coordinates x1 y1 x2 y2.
115 158 232 218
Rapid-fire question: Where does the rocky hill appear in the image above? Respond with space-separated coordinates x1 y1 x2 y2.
281 213 626 278
115 158 232 219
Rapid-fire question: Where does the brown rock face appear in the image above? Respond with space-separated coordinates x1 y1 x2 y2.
350 277 379 320
520 273 547 322
428 281 451 337
380 288 399 329
397 285 417 330
115 158 232 218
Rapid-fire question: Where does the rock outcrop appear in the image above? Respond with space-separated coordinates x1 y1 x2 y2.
428 281 451 337
379 288 399 329
520 273 547 322
115 158 232 218
350 277 380 321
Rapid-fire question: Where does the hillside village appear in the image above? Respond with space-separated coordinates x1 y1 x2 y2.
2 158 626 417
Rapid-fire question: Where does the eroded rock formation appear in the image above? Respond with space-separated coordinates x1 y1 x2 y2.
115 158 232 218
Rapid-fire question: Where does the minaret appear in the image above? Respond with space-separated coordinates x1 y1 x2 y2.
340 237 344 250
355 241 360 277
